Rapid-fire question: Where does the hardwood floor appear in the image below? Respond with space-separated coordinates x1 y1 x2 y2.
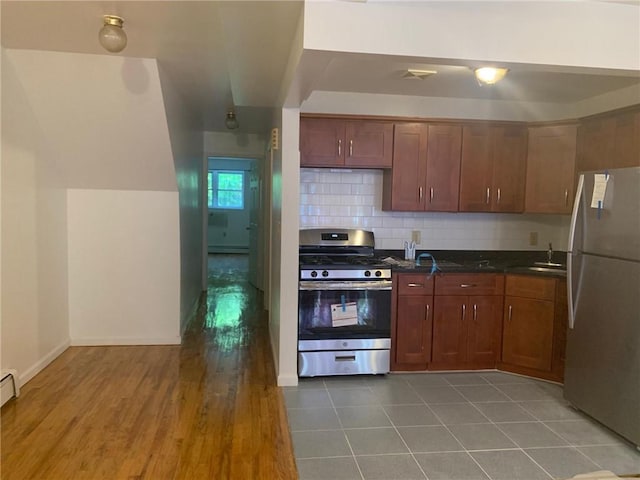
1 255 298 479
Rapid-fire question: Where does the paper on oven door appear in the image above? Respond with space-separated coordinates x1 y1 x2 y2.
330 301 358 327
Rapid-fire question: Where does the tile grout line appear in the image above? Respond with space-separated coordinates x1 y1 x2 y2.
323 379 366 480
377 376 430 480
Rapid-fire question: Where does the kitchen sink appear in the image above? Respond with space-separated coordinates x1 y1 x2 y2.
526 266 566 274
533 261 565 268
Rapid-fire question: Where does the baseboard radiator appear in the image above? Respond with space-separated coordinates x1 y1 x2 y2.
1 370 20 407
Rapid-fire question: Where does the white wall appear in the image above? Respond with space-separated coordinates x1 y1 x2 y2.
1 48 70 386
303 2 640 72
67 189 181 345
300 2 640 122
204 131 268 158
158 65 205 334
1 48 186 388
269 108 300 387
300 169 569 251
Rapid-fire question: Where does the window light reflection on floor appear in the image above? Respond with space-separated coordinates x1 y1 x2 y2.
205 285 248 351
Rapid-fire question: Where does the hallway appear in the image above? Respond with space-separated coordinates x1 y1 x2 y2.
1 254 297 479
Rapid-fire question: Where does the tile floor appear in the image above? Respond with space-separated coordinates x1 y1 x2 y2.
284 371 640 480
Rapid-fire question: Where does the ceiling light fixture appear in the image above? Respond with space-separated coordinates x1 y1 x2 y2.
402 69 437 80
99 15 127 53
225 110 239 130
474 67 508 85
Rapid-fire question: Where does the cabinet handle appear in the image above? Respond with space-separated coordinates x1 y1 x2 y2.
349 139 353 157
462 303 466 320
419 187 423 200
460 283 477 288
486 187 490 204
338 139 342 157
508 305 513 321
425 304 430 320
564 189 569 206
430 187 434 203
407 283 424 288
497 188 501 204
473 303 477 321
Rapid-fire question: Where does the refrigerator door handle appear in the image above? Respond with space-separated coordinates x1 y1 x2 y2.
567 174 585 330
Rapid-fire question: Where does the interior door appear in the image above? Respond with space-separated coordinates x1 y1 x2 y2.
248 160 262 289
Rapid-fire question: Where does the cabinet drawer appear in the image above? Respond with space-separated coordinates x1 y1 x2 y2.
505 274 556 301
434 273 504 296
397 273 434 296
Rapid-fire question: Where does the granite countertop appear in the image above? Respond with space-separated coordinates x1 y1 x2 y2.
376 249 567 278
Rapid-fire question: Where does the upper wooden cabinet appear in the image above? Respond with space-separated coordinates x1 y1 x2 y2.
382 123 462 212
299 117 393 168
525 124 577 214
460 125 527 213
577 108 640 172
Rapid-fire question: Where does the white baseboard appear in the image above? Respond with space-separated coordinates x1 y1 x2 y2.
277 373 299 387
19 339 70 387
70 336 181 346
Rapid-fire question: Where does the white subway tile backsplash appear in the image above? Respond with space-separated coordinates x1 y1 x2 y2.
330 184 352 195
299 168 570 250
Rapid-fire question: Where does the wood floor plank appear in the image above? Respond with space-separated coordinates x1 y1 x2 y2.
1 255 298 479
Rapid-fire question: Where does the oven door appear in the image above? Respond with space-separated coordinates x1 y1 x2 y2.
298 280 392 341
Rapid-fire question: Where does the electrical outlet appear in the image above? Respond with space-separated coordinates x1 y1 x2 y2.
411 230 421 244
529 231 538 246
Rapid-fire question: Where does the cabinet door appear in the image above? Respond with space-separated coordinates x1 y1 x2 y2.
396 295 432 367
525 124 577 214
613 110 640 168
425 125 462 212
299 118 345 167
459 125 493 212
467 296 503 367
577 116 615 172
492 125 527 212
432 296 467 365
384 123 428 211
502 296 554 371
345 121 393 168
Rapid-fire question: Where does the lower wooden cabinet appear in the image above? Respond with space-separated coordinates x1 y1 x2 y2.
392 272 567 381
431 294 503 370
392 273 434 370
500 274 567 382
502 295 554 371
430 273 504 370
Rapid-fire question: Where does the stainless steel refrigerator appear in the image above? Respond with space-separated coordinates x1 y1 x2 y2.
565 166 640 446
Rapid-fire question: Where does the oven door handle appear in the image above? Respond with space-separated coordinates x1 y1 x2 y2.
299 280 393 291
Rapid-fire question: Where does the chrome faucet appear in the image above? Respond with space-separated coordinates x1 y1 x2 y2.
547 242 553 263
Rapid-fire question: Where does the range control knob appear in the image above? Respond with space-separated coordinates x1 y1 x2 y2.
322 270 329 278
364 270 371 277
310 270 318 278
375 270 382 277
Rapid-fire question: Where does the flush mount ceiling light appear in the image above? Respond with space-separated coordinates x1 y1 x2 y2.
225 110 239 130
474 67 508 85
99 15 127 53
402 69 437 80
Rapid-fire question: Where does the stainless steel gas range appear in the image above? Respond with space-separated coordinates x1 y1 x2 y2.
298 228 391 377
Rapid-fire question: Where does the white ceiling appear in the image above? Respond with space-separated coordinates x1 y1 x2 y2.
2 1 640 133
